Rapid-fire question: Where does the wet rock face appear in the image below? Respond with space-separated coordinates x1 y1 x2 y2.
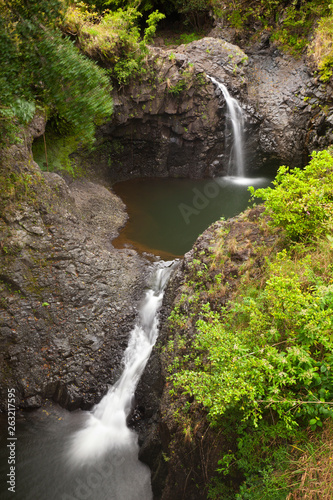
82 35 333 182
80 38 259 182
0 119 147 411
246 49 333 167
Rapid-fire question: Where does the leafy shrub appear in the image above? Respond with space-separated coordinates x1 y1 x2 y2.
173 252 333 429
63 5 165 84
270 1 325 54
171 241 333 498
0 0 113 143
37 31 113 142
249 150 333 241
167 79 187 95
168 149 333 498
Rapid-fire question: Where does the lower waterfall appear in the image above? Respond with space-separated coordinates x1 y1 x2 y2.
66 260 178 498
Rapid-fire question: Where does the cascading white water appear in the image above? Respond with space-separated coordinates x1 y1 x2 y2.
208 75 245 177
69 260 177 470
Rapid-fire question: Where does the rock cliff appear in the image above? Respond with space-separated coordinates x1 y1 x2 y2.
78 35 333 183
0 116 148 411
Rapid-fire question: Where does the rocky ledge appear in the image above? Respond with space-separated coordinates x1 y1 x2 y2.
0 116 149 411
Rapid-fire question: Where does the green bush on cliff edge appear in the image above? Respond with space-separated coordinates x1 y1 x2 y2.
250 150 333 241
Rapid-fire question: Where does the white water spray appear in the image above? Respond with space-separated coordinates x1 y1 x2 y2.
208 75 245 177
69 260 177 466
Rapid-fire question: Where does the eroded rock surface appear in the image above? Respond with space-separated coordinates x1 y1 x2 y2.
0 117 148 411
80 35 333 183
247 49 333 165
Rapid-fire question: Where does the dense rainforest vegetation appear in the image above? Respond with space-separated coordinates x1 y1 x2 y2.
1 0 333 499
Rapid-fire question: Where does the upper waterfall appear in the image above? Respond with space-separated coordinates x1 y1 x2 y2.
208 75 245 177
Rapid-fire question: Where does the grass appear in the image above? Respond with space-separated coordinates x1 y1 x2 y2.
286 420 333 499
163 31 204 46
309 14 333 81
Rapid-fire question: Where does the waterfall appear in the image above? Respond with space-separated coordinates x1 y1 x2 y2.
208 75 245 177
68 260 177 469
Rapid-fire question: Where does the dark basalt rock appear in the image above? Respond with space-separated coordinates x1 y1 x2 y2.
0 116 148 412
78 36 333 185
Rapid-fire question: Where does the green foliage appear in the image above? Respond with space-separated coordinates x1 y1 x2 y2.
63 4 165 84
167 79 187 95
0 0 113 144
227 9 244 30
103 0 209 28
211 0 331 55
249 150 333 241
309 12 333 82
10 100 36 125
81 0 172 15
167 149 333 498
143 9 165 43
171 243 333 497
38 31 113 142
166 63 199 96
269 1 330 55
173 0 210 29
178 32 203 44
73 0 333 58
32 129 84 177
173 254 333 428
164 31 203 46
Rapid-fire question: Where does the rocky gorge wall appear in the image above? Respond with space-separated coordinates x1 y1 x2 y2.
77 32 333 184
0 116 150 411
